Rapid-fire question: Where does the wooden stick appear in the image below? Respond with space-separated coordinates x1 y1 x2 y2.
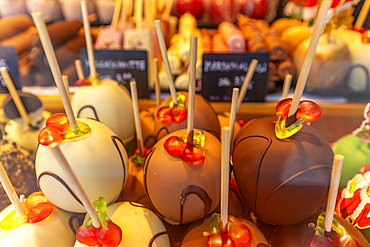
0 161 26 218
135 0 143 29
220 126 230 233
0 68 32 126
163 0 174 18
62 75 71 104
49 142 101 228
111 0 123 29
228 88 239 149
155 20 177 104
288 0 332 117
355 0 370 30
324 154 344 235
154 58 161 108
187 35 197 141
119 0 128 28
127 0 133 19
237 59 258 111
74 60 85 80
81 0 97 78
282 74 292 99
130 81 144 156
32 12 78 129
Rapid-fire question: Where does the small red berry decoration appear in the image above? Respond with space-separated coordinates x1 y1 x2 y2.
0 192 54 230
38 113 91 146
206 213 252 247
275 98 322 139
75 74 101 87
362 30 370 44
163 130 205 165
157 93 187 124
76 197 122 247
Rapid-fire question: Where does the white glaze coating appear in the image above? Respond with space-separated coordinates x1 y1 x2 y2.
72 80 135 144
4 108 50 152
0 204 79 247
36 118 129 213
74 202 170 247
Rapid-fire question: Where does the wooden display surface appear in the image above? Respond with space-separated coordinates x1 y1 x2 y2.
0 94 364 143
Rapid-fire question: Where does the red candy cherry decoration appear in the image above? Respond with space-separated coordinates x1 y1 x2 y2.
163 131 205 165
46 113 69 132
275 98 322 124
97 220 123 247
38 126 63 146
276 98 292 117
362 30 370 43
157 107 172 124
171 106 187 123
76 197 122 247
207 232 236 247
296 100 322 123
164 136 186 157
228 223 252 247
77 224 100 246
181 144 205 164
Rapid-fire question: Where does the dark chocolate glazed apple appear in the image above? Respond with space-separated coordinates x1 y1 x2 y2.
271 210 370 246
232 116 334 226
154 92 221 141
143 129 221 225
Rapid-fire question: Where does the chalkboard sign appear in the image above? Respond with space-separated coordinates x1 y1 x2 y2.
80 48 150 98
201 52 269 102
0 46 21 93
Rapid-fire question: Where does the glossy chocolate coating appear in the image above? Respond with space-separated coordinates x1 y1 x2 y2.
154 93 221 141
144 129 221 225
271 210 370 246
232 117 334 226
179 215 268 246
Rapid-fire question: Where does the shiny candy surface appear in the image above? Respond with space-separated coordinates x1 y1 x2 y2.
76 197 122 247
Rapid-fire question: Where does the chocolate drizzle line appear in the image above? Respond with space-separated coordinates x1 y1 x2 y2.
37 171 83 205
68 214 81 235
148 231 169 247
180 185 212 224
233 135 271 214
77 105 100 121
155 127 169 141
266 164 332 201
111 136 127 190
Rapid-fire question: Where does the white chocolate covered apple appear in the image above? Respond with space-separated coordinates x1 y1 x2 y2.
36 117 129 213
337 29 370 92
74 201 170 247
0 194 79 247
72 79 135 145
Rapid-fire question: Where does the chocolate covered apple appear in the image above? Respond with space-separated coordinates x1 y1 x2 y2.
144 129 221 225
36 113 129 213
271 210 369 246
232 98 333 226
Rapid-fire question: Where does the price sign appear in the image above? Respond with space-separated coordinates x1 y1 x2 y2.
80 48 150 98
201 52 269 102
0 46 21 93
